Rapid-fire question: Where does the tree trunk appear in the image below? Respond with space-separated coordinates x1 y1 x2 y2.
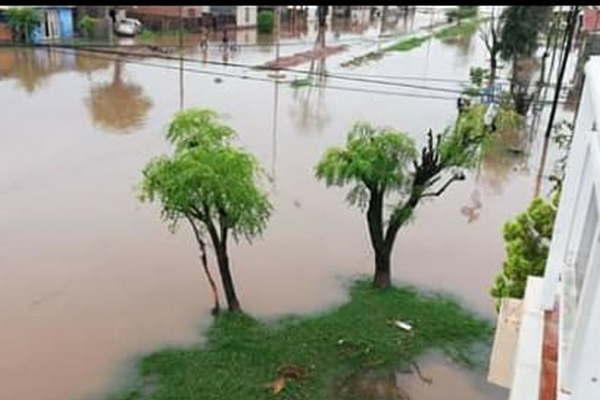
366 188 392 289
187 217 220 315
489 53 497 84
373 244 392 288
215 240 241 312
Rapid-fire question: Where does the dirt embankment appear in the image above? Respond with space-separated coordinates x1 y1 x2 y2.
262 45 347 69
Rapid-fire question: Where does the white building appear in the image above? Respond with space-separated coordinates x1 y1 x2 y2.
488 56 600 400
235 6 256 28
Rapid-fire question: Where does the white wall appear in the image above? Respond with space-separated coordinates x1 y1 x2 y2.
236 6 257 28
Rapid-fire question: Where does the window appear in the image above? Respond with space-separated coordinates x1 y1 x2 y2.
245 7 250 23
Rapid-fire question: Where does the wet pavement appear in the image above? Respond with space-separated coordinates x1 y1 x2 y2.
0 8 569 400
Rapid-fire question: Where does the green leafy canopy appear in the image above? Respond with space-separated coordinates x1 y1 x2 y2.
499 6 552 61
316 122 417 192
315 118 486 211
166 108 236 152
139 108 272 242
491 192 559 308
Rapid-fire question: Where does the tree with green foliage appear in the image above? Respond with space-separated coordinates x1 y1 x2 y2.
139 109 272 313
257 10 274 34
499 6 553 114
446 6 478 24
499 6 552 61
78 15 96 38
315 110 488 288
491 192 559 308
6 7 41 42
479 7 502 84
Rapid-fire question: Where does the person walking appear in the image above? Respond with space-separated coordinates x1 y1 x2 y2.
199 26 208 51
221 27 229 51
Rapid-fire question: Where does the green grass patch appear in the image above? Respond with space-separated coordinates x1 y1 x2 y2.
138 29 156 42
340 51 385 68
108 279 492 400
138 28 190 42
384 35 431 52
290 77 313 88
433 18 482 41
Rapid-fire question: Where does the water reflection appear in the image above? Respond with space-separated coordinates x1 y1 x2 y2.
477 127 530 195
270 79 280 189
289 57 330 132
0 47 113 92
85 59 153 133
0 48 77 93
460 189 482 223
75 53 111 77
334 352 506 400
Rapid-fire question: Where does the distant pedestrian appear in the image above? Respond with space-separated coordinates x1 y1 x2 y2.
222 27 229 50
199 26 208 50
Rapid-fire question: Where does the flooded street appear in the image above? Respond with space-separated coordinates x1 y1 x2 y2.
0 9 564 400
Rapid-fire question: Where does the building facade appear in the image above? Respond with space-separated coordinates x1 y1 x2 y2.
32 7 75 41
583 6 600 33
0 6 75 42
488 56 600 400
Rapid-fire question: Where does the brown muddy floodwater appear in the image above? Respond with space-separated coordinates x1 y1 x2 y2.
0 10 565 400
335 352 507 400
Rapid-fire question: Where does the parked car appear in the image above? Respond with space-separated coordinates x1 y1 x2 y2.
115 18 142 37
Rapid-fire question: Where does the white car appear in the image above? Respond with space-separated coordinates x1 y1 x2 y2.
115 18 142 37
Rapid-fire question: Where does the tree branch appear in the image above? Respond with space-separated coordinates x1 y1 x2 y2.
421 172 466 198
186 215 220 315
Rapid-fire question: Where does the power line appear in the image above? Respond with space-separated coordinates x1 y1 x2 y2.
30 42 570 98
545 5 578 139
46 46 461 101
22 43 497 96
46 46 566 107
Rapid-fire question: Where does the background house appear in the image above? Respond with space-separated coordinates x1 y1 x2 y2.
0 6 12 41
208 6 257 29
0 5 75 42
488 56 600 400
32 6 75 42
235 6 257 29
124 6 209 31
583 6 600 33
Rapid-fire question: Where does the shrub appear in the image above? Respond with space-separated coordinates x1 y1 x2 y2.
257 10 274 33
6 7 41 42
78 15 96 38
490 192 559 309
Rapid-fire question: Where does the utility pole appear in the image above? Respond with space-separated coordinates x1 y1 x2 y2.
269 6 285 80
275 6 281 61
544 5 578 139
179 5 184 111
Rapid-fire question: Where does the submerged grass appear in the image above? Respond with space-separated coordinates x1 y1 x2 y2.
290 77 313 88
433 18 482 41
108 279 492 400
342 18 484 68
384 35 431 52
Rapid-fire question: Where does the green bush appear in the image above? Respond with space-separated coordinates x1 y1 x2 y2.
6 7 41 42
78 15 96 38
446 6 478 21
491 192 559 309
138 28 155 41
257 10 274 33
